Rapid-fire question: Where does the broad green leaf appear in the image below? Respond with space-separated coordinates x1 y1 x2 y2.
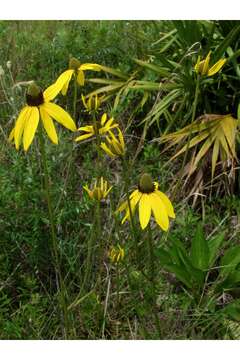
163 264 192 288
222 300 240 321
213 24 240 61
155 248 172 265
190 224 209 271
220 246 240 278
208 232 225 267
173 239 205 286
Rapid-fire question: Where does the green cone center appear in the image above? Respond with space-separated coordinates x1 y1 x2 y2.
26 82 44 106
138 173 155 193
69 57 81 71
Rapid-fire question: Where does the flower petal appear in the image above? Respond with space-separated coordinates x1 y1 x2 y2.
80 63 101 71
23 107 39 151
208 58 227 76
151 193 169 231
14 106 30 150
155 190 175 218
43 70 74 101
77 125 94 133
39 106 58 144
75 133 93 142
43 102 77 131
100 142 115 157
77 70 85 86
202 51 211 75
139 194 152 229
122 191 142 224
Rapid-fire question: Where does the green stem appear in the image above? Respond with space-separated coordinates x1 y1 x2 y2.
121 156 139 259
92 111 102 164
38 124 70 339
73 76 78 121
116 262 120 310
147 226 155 281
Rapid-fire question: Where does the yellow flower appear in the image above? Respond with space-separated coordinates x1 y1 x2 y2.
100 128 125 158
9 82 77 152
109 244 125 263
54 57 101 96
83 177 112 201
117 173 175 231
75 113 118 142
81 94 102 113
194 51 227 77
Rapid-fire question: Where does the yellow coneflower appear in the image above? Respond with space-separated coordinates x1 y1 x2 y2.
9 82 76 152
53 57 101 96
100 128 125 158
109 244 125 263
81 94 102 113
83 177 112 201
117 173 175 231
75 113 118 142
194 51 226 77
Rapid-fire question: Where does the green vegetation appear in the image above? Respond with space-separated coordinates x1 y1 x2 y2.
1 20 240 340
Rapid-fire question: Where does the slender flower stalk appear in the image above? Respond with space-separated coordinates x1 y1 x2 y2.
38 124 70 338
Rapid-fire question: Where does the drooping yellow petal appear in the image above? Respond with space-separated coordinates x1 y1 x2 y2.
83 185 93 198
43 70 74 101
202 51 211 75
208 58 227 77
75 133 93 142
100 142 115 157
194 55 201 73
155 190 175 218
39 106 58 144
14 106 30 150
117 189 139 213
77 70 85 86
77 125 94 133
8 127 15 142
23 107 39 151
122 191 142 224
79 63 101 71
43 102 77 131
139 194 152 229
101 113 107 126
151 193 169 231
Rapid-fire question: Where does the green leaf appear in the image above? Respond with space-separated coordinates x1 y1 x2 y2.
208 232 225 267
219 246 240 278
163 264 192 288
133 58 171 77
213 24 240 62
173 239 205 286
155 248 172 265
190 224 209 271
222 300 240 321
